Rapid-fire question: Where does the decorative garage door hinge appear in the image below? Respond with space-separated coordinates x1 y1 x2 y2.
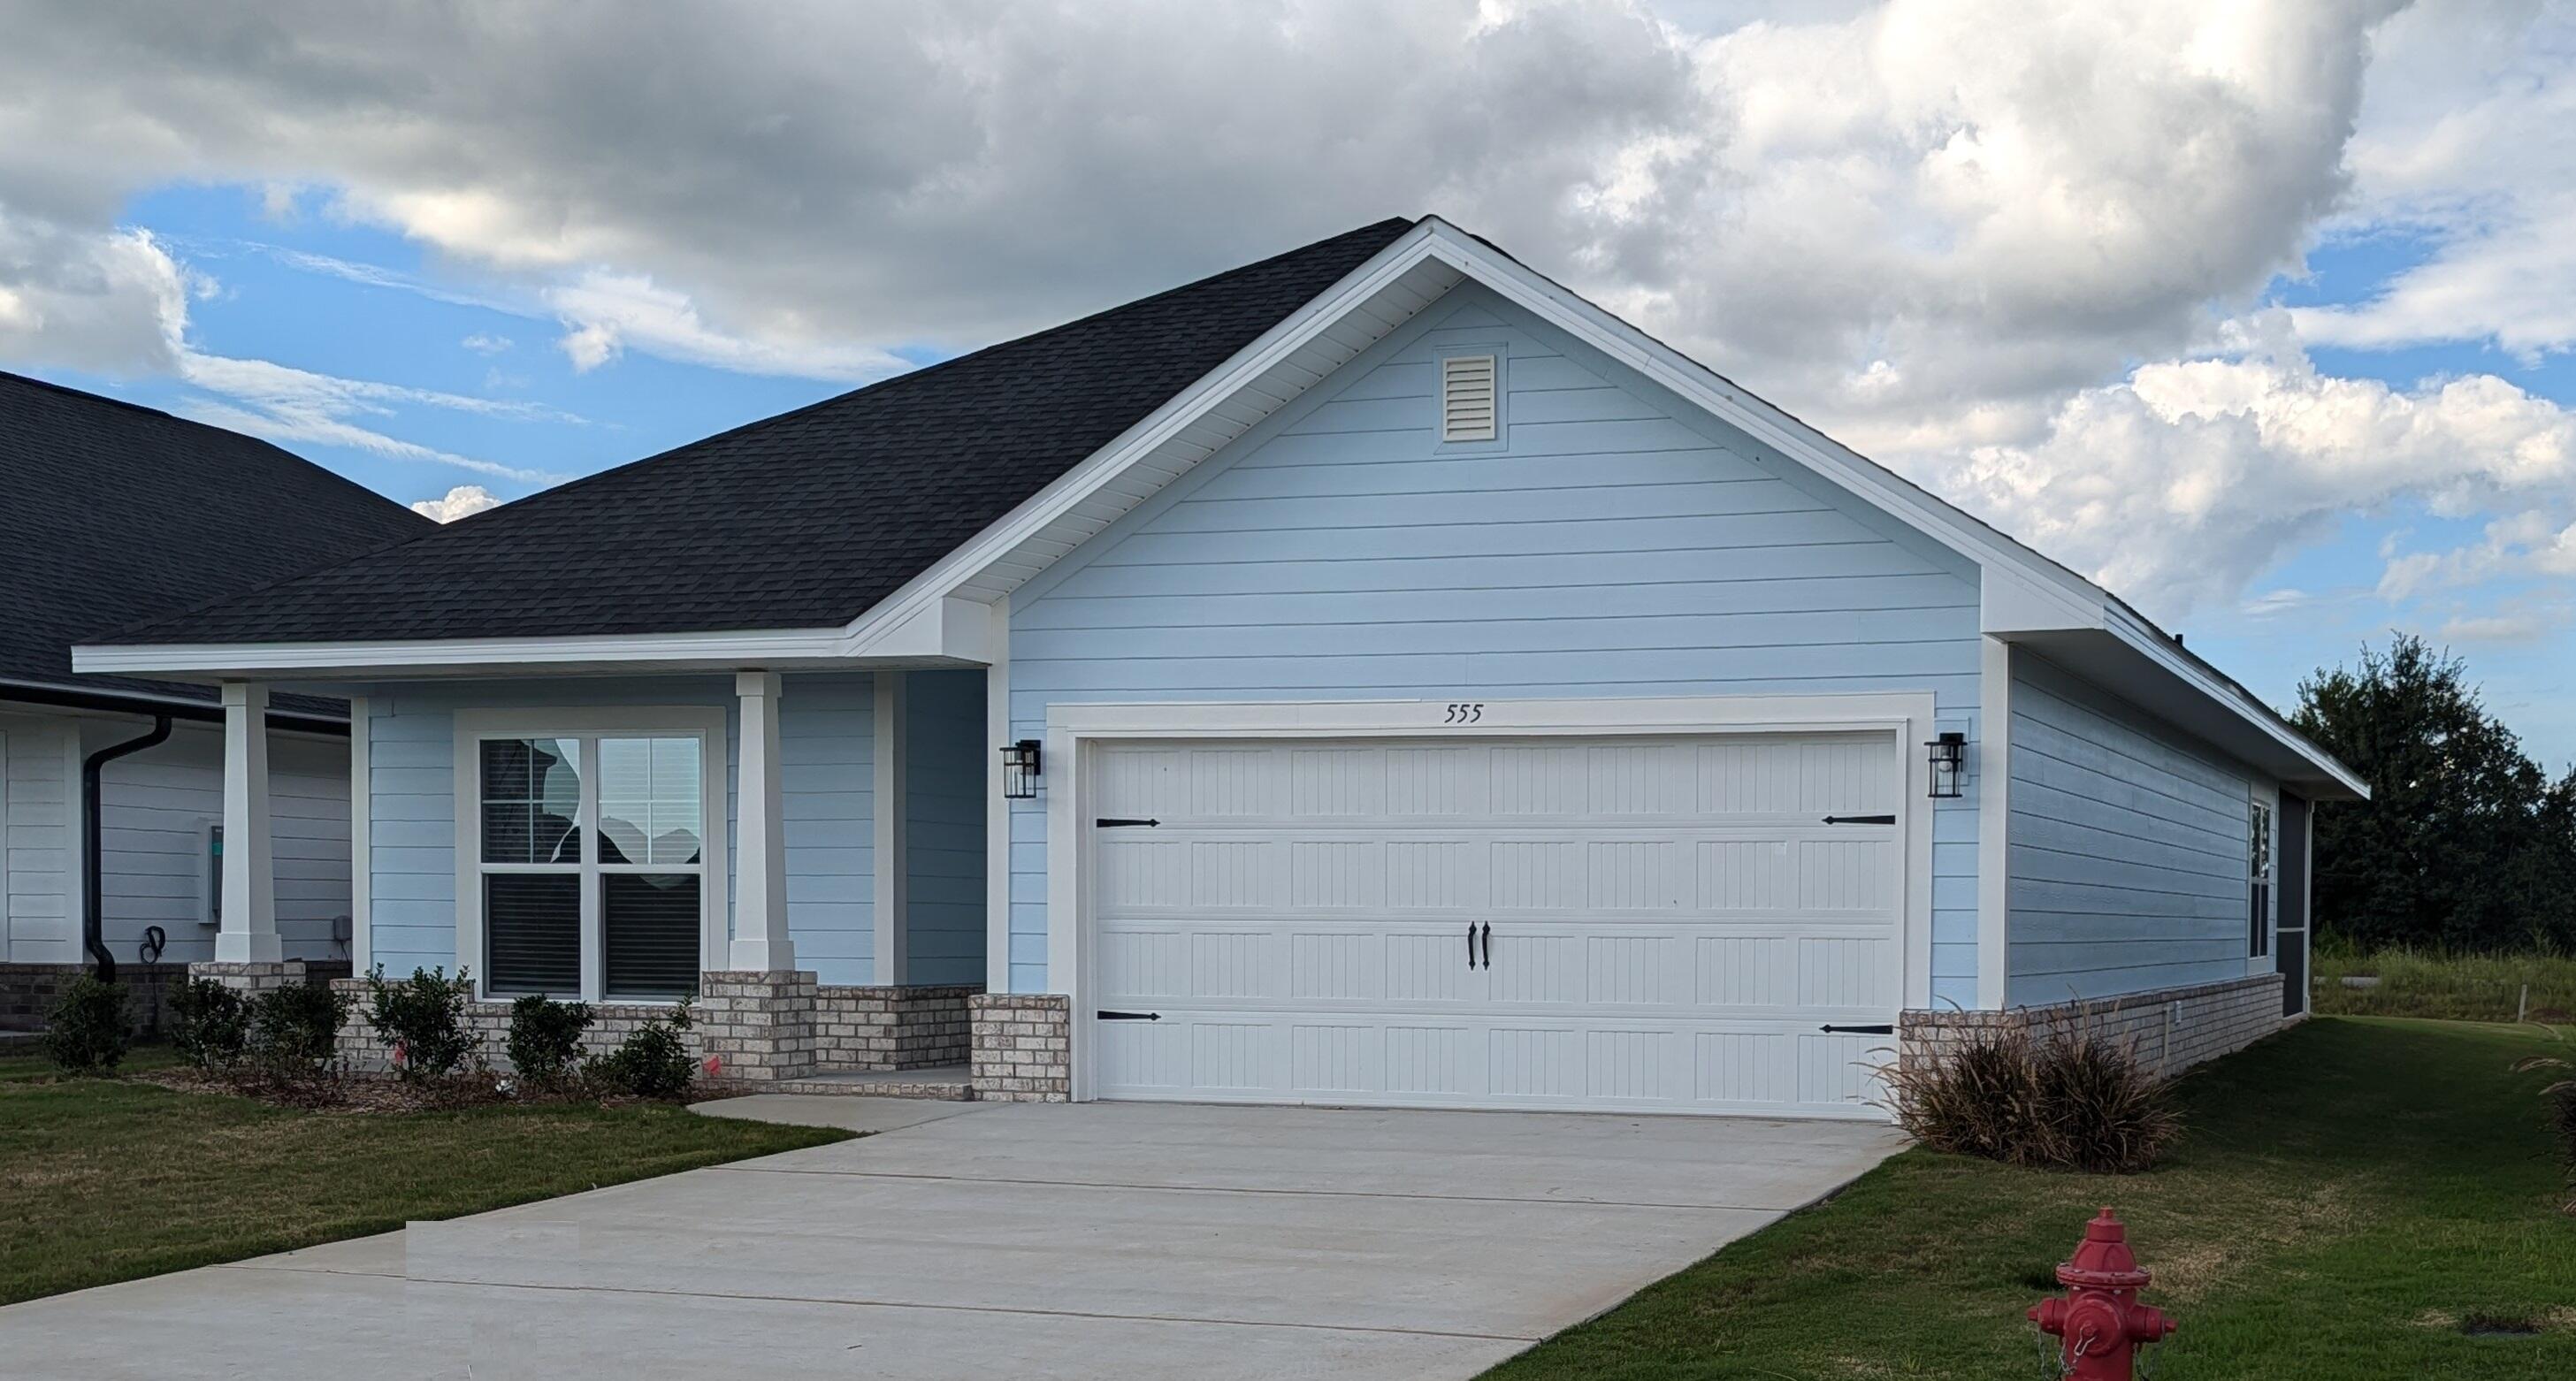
1097 1011 1162 1021
1817 1023 1895 1034
1095 817 1160 828
1821 814 1896 825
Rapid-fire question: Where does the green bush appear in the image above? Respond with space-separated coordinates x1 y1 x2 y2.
1884 1014 2180 1174
585 1002 696 1099
362 965 478 1082
505 994 592 1088
40 975 131 1073
252 982 350 1073
169 976 252 1070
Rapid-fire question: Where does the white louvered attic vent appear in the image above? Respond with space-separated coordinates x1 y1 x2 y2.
1441 353 1498 442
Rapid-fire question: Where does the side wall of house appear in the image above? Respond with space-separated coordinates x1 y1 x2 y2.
1002 281 1989 1003
96 721 349 965
2006 650 2273 1003
1 709 74 963
903 669 987 986
3 706 348 966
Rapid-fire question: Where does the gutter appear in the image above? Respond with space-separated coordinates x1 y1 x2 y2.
82 716 172 980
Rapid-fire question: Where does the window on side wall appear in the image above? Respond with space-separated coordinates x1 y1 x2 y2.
2248 799 2274 959
470 729 707 1002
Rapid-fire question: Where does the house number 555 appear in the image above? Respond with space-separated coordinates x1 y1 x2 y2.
1444 702 1485 723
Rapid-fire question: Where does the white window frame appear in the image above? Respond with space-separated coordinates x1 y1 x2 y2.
453 706 729 1003
2247 794 2276 965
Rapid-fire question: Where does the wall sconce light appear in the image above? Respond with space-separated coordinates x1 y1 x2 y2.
1000 739 1043 799
1925 731 1967 799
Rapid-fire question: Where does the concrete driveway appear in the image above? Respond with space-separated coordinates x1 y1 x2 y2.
4 1098 1901 1380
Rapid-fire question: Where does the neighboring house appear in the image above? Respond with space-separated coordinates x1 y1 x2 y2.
0 371 433 1030
75 218 2360 1114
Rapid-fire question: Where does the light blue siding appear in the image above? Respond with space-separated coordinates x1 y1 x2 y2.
2006 652 2259 1003
902 669 987 985
1006 283 1985 1002
363 673 890 986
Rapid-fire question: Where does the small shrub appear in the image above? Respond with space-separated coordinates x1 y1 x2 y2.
585 1002 696 1099
169 976 253 1070
40 975 131 1073
252 982 351 1073
2511 1028 2576 1214
505 994 593 1088
363 965 478 1082
1887 1016 2180 1173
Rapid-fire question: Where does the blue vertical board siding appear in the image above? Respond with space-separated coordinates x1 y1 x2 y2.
783 674 875 984
2006 652 2259 1003
902 668 988 986
363 673 880 985
1005 283 1986 998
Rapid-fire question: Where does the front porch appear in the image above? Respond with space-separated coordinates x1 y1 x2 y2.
190 664 1066 1100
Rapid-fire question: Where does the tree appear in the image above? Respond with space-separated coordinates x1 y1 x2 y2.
2292 634 2576 953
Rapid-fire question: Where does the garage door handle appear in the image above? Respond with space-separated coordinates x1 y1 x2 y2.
1818 1023 1893 1034
1822 814 1896 825
1479 922 1493 969
1467 922 1478 969
1097 1011 1162 1021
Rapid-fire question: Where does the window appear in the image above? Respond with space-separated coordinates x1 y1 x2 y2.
463 719 716 1002
2248 799 2274 959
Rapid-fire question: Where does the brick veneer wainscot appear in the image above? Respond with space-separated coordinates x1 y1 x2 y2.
1898 973 2289 1078
969 993 1070 1102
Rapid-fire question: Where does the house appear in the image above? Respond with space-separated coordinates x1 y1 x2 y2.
73 218 2359 1111
0 370 433 1032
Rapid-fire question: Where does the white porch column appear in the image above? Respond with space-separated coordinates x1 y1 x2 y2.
728 670 795 972
214 682 279 963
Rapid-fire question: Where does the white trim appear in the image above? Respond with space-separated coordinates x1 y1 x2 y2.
873 671 908 985
1976 637 2011 1010
348 695 371 973
1041 693 1937 1104
729 671 793 973
984 603 1013 995
450 705 730 1001
215 683 280 964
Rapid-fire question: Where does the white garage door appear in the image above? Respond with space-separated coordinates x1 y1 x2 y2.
1088 732 1903 1117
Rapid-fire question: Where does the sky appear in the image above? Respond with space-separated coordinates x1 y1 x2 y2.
2 1 2572 760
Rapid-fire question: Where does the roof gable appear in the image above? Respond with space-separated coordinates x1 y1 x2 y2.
99 218 1419 647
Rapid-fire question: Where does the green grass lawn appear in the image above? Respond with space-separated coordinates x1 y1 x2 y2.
1486 1018 2576 1380
0 1049 847 1305
2313 946 2576 1023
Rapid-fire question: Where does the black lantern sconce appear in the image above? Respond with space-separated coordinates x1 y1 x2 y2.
1924 731 1967 799
1000 739 1043 800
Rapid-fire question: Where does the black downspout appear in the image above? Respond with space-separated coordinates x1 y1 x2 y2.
82 716 172 981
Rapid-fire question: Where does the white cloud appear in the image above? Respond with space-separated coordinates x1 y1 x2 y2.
0 212 189 374
544 270 907 381
2293 0 2576 360
410 484 502 522
461 332 512 355
173 353 570 482
1902 320 2576 620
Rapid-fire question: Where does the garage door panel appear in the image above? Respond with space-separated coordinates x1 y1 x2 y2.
1089 730 1902 1118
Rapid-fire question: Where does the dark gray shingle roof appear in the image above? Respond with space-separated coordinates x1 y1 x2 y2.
102 217 1419 647
0 371 435 710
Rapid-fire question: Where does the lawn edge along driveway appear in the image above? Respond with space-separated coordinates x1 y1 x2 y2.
0 1057 849 1305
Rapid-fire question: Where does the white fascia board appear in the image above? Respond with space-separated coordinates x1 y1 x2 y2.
2098 604 2370 801
72 594 1000 681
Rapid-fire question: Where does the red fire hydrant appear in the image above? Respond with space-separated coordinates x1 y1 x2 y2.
2027 1208 2176 1380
